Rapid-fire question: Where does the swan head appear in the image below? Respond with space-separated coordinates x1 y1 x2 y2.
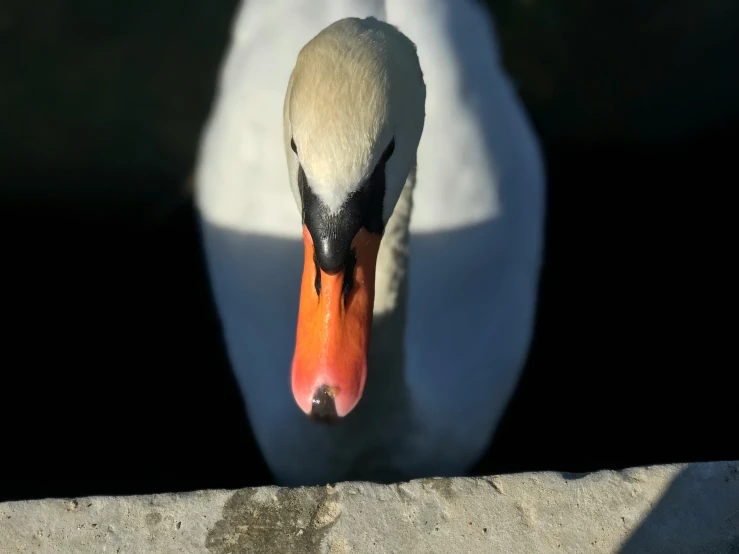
283 17 425 422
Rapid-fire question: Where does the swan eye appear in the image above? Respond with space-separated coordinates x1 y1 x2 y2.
291 138 298 154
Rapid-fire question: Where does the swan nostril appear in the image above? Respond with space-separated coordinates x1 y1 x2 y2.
309 385 340 424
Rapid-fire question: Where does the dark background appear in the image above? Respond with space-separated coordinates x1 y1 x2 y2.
1 0 737 502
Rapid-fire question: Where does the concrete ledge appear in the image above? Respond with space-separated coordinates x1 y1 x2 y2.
1 461 737 553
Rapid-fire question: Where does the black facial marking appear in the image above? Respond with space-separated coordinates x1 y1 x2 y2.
313 252 321 296
299 138 395 275
310 385 340 424
290 137 298 154
382 138 395 161
342 249 357 301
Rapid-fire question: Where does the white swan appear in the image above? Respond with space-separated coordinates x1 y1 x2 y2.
194 0 545 486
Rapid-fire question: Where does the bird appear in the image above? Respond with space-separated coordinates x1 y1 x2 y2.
193 0 545 487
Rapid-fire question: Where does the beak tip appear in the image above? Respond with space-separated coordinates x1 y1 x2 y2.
309 385 341 425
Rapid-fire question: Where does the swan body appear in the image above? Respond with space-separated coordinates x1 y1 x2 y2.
195 0 545 486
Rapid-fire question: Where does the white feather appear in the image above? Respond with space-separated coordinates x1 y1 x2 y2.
195 0 545 485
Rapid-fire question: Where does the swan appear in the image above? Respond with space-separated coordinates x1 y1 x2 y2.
194 1 545 486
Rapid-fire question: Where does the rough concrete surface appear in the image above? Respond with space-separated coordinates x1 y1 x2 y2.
1 461 738 554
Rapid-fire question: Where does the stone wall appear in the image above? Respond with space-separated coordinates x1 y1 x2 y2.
2 461 738 553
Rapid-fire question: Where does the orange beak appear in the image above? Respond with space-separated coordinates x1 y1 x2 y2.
291 225 381 421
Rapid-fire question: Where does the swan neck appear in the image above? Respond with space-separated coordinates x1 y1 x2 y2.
373 165 415 317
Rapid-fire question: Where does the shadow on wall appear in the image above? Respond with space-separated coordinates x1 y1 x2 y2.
618 462 739 553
